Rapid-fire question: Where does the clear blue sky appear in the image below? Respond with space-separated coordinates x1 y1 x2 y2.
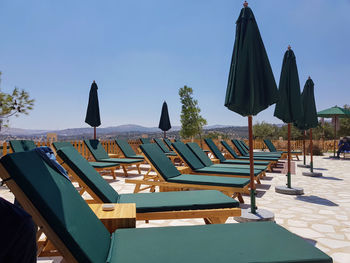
0 0 349 130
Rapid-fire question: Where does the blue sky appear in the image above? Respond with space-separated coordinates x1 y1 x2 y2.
0 0 349 130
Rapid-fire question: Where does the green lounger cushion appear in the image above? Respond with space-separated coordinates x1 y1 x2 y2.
88 162 119 168
1 151 111 263
154 138 174 154
232 140 280 160
164 152 177 156
140 138 151 144
57 147 120 203
140 143 181 179
163 138 173 150
172 142 207 170
115 139 144 159
187 142 267 170
111 222 332 263
236 140 281 157
118 190 239 213
195 167 261 177
9 140 36 152
52 141 73 151
168 174 249 188
99 158 143 164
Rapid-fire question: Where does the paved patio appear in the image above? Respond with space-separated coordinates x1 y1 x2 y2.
1 154 349 263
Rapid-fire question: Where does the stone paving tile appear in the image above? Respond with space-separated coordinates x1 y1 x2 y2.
1 156 350 262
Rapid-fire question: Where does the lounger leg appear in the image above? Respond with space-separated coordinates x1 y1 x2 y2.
203 218 211 224
207 217 228 224
256 177 261 184
133 183 141 193
110 169 116 180
237 193 244 203
137 164 141 174
122 166 128 177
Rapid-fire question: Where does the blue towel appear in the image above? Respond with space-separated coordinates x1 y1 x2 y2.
34 147 70 181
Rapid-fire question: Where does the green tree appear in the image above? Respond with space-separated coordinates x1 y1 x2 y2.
278 124 304 140
338 104 350 137
253 121 278 139
179 85 207 143
204 131 229 140
0 72 35 131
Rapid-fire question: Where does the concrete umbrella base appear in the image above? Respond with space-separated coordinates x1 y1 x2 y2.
297 164 310 168
275 185 304 195
302 171 323 177
234 208 275 223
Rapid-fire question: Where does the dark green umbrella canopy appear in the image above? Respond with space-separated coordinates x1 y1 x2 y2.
85 81 101 127
317 106 350 118
295 77 318 130
158 101 171 131
224 5 278 116
274 48 303 123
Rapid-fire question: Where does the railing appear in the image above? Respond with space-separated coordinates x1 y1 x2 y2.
0 139 336 158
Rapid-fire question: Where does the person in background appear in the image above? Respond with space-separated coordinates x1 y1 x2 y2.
337 136 350 158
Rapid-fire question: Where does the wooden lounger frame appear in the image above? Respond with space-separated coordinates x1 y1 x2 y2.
125 152 250 203
56 154 240 223
172 147 266 184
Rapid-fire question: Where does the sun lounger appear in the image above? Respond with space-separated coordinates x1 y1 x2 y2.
204 139 274 168
52 141 120 179
84 139 143 177
55 146 241 222
114 139 144 159
231 139 282 161
126 143 250 203
140 138 152 144
163 138 174 150
187 142 268 171
172 141 265 184
264 139 301 160
234 140 282 157
9 140 36 152
0 151 332 262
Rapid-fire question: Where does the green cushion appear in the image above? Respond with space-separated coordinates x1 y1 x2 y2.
57 147 120 204
186 142 214 167
238 140 281 157
195 167 261 177
165 152 177 156
154 138 173 154
89 162 120 168
109 222 332 263
52 141 73 151
0 152 111 263
9 140 36 152
115 139 143 159
221 140 241 159
163 138 173 150
232 140 280 160
210 163 267 170
99 158 143 164
140 143 181 179
84 139 110 160
204 139 226 162
167 174 249 188
140 138 151 144
264 139 277 152
118 190 239 213
172 142 205 170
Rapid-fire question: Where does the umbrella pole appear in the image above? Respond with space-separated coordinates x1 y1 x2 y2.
287 123 291 188
164 131 166 139
333 117 337 157
303 130 306 165
248 115 256 214
94 127 96 140
310 128 313 172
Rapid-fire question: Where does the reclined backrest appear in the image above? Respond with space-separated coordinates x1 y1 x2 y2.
221 141 239 159
186 142 213 167
163 138 173 150
264 139 277 152
172 142 205 170
0 151 111 263
140 143 181 180
204 139 226 162
231 140 246 155
57 146 119 203
52 141 73 151
84 140 109 160
115 139 137 158
9 140 36 152
140 138 151 144
154 138 172 153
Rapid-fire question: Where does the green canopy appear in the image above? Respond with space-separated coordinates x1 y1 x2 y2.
317 106 350 118
295 78 318 130
274 47 303 189
158 101 171 138
274 48 303 123
224 4 278 116
85 81 101 139
224 2 277 214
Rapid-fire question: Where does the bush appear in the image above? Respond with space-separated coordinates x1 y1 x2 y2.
306 144 323 156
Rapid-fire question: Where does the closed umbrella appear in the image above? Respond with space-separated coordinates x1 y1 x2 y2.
274 46 303 192
317 106 350 157
295 77 319 175
225 1 278 214
85 80 101 139
158 101 171 138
